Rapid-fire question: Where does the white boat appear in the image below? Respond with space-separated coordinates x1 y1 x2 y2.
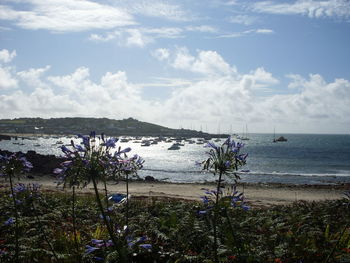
273 127 287 142
240 124 250 140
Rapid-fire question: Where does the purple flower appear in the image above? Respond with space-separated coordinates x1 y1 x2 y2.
200 196 210 205
78 134 90 148
237 153 248 161
4 217 14 226
19 157 33 169
94 256 104 261
195 161 202 167
139 244 152 250
13 183 26 193
53 168 65 175
104 138 118 148
85 245 99 254
224 137 235 148
60 145 71 155
205 141 218 149
119 147 132 154
74 144 85 152
241 204 250 211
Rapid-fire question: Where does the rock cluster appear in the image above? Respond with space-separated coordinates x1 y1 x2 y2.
0 149 64 175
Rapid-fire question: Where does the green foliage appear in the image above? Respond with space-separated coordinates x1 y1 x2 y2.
1 188 350 263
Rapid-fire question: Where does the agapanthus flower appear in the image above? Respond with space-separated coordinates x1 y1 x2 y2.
4 217 14 226
13 183 26 193
205 141 218 150
85 245 99 254
104 138 118 148
139 244 152 250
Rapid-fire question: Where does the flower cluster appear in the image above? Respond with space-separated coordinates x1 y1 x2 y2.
84 232 152 261
0 153 33 177
200 137 248 181
54 132 144 188
199 185 250 214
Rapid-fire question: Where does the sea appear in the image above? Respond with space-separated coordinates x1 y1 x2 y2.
1 133 350 185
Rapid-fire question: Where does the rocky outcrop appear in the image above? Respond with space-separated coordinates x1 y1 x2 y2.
0 150 64 175
0 134 11 141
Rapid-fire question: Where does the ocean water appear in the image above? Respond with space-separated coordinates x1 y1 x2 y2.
1 133 350 185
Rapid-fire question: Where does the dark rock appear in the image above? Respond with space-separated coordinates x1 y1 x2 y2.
145 176 156 182
0 149 64 175
0 134 11 141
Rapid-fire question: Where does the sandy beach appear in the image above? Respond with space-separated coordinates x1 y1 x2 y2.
1 175 348 207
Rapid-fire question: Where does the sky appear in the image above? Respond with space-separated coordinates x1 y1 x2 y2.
1 0 350 134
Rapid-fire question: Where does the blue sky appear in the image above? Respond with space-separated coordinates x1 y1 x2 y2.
1 0 350 134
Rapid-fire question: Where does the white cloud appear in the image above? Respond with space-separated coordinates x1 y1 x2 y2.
140 77 194 88
171 47 195 71
260 74 350 128
185 25 218 33
89 27 183 47
1 49 350 133
255 29 274 34
17 65 51 88
124 29 150 47
0 67 18 89
114 0 192 22
89 25 218 47
252 0 350 19
217 28 274 38
241 67 279 90
0 0 135 32
0 49 16 63
152 48 170 61
228 15 258 25
169 47 236 77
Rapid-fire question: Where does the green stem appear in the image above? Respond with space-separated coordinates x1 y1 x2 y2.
31 201 60 262
91 174 118 249
325 223 349 263
72 186 81 263
126 173 129 228
9 168 19 263
213 170 223 263
104 179 109 208
91 175 128 262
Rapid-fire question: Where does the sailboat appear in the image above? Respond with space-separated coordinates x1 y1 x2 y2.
239 124 249 141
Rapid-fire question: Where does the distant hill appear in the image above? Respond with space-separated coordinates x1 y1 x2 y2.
0 117 227 138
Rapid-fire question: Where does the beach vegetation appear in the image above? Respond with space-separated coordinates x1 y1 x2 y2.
0 189 349 262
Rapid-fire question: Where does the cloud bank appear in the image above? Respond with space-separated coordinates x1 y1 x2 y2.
1 49 350 133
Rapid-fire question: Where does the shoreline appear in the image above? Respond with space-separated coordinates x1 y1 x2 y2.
1 175 348 207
